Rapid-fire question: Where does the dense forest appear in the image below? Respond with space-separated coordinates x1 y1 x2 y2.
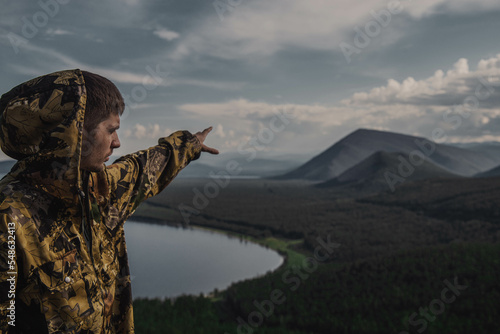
132 176 500 333
134 243 499 333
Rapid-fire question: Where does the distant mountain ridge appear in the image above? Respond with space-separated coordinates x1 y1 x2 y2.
476 165 500 178
450 142 500 161
274 129 500 181
317 151 460 192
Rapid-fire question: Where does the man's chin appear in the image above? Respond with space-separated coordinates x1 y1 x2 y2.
81 164 105 173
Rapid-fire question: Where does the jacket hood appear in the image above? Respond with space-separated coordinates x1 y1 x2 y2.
0 69 87 202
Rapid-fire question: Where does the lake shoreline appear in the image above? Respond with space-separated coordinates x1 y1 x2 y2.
130 214 302 297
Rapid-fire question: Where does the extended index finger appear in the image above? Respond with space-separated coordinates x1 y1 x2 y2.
202 144 219 155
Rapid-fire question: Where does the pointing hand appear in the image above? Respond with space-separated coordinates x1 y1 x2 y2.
195 126 219 155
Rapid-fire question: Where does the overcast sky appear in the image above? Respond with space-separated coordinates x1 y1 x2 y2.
1 0 500 161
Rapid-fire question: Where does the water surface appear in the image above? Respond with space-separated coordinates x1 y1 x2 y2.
124 221 283 299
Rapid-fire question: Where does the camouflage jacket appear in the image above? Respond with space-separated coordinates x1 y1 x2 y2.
0 70 202 333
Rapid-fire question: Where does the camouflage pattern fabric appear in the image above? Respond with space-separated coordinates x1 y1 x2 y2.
0 69 202 333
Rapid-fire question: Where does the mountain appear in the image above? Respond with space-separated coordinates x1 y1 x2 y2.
475 164 500 178
274 128 500 181
317 151 460 192
450 142 500 161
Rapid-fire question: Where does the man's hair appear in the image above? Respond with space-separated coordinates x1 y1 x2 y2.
82 70 125 133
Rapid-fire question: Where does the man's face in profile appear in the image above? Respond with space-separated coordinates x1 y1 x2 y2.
80 113 121 172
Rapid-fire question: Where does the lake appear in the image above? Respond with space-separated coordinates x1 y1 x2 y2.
0 171 284 299
124 220 284 299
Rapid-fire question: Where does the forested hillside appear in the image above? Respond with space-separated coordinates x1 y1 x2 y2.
133 176 500 333
134 243 499 333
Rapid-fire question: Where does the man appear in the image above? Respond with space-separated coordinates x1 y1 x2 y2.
0 69 218 333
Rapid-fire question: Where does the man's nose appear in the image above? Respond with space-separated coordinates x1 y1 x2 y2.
112 134 121 149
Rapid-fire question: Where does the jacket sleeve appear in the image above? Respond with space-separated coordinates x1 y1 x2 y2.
0 214 17 333
103 130 203 223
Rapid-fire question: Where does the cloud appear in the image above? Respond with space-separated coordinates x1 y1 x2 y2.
214 124 226 138
169 0 500 60
3 42 167 85
45 28 74 37
179 98 344 124
178 98 437 134
178 54 500 151
153 27 180 41
171 78 246 91
342 55 500 108
178 98 378 152
3 43 243 91
123 123 173 139
404 0 500 18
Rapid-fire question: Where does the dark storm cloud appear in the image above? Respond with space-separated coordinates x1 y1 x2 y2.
2 0 500 156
